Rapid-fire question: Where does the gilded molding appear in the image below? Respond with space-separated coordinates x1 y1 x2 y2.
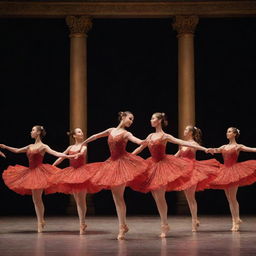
0 2 256 18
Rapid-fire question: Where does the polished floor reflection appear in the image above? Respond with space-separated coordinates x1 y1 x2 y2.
0 216 256 256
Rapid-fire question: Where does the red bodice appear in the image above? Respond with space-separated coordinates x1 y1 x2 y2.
69 150 86 168
26 150 44 168
222 148 239 167
148 138 166 162
108 133 128 160
178 148 196 160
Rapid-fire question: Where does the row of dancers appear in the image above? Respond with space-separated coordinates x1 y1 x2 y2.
1 111 256 240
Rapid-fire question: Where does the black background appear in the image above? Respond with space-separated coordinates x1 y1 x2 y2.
0 18 256 216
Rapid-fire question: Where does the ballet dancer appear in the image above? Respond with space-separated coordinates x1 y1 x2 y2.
175 125 219 231
131 113 211 237
52 128 101 234
1 125 74 232
209 127 256 231
80 111 147 240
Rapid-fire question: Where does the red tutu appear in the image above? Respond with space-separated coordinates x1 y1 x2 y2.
86 132 148 189
2 150 60 195
47 152 102 194
209 147 256 189
129 136 194 193
88 153 148 189
175 149 220 191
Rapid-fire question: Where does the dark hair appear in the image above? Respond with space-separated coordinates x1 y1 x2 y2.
118 111 133 122
34 125 46 139
153 112 168 127
229 127 240 139
187 125 202 145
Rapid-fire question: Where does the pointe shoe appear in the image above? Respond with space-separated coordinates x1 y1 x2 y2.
117 224 129 240
37 220 46 233
231 219 235 231
159 224 170 238
80 223 87 235
231 220 240 232
232 223 240 232
192 219 199 232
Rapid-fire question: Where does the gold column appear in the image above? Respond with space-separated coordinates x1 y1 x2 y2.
173 16 199 214
66 16 94 215
66 16 92 138
173 15 198 138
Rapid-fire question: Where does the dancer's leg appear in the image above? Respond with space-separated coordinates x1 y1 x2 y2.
184 185 199 231
111 185 128 240
32 189 45 233
151 189 169 237
74 191 87 234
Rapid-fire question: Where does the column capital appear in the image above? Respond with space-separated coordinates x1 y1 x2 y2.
172 16 199 35
66 16 92 36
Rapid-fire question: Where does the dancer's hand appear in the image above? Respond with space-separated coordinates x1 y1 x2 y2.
205 148 214 155
67 153 79 159
0 144 6 149
73 153 81 160
141 140 148 146
0 151 6 158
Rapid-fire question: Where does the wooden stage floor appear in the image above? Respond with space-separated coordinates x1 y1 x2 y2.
0 216 256 256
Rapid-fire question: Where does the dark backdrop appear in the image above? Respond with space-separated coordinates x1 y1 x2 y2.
0 18 256 216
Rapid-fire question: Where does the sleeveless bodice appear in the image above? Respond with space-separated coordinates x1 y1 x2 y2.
179 148 196 160
222 148 239 167
148 137 166 162
108 133 127 160
26 150 44 168
69 150 86 168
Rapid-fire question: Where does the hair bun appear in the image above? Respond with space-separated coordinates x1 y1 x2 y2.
117 111 133 122
35 125 46 138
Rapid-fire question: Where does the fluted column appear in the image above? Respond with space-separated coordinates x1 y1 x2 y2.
66 16 92 139
173 16 199 214
66 16 94 215
173 15 198 139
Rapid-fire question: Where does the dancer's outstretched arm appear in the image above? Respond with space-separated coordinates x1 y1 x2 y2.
210 145 225 154
53 146 72 166
125 132 146 145
0 144 29 153
132 144 147 155
81 128 113 146
44 145 73 158
132 134 151 154
239 145 256 153
164 133 209 152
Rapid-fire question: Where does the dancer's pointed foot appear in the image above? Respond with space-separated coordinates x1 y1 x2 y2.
159 224 170 238
80 223 87 235
192 219 199 232
231 219 240 232
117 224 129 240
37 220 45 233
